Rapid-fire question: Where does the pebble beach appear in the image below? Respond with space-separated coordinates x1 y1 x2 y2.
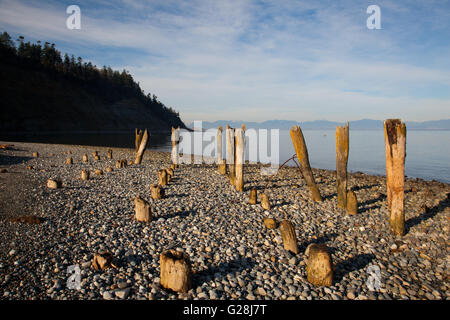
0 141 448 300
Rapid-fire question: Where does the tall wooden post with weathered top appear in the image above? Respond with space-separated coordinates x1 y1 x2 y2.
290 125 322 202
235 127 245 192
336 122 349 209
135 129 148 164
226 125 235 182
171 127 179 166
384 119 406 236
217 126 226 174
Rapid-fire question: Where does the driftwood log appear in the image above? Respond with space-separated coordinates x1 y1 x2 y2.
279 220 299 254
134 196 152 222
160 249 192 293
135 129 149 164
384 119 406 236
306 243 333 286
290 126 322 202
336 123 349 208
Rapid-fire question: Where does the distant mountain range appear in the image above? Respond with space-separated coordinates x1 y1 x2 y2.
189 119 450 130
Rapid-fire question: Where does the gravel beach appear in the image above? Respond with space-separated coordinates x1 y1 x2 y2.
0 141 448 300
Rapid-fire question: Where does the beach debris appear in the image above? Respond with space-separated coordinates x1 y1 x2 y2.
263 218 277 229
384 119 406 236
47 179 62 189
336 122 349 209
134 196 152 222
261 193 271 210
9 215 44 224
92 251 114 270
305 243 333 286
346 190 358 215
280 220 299 254
150 184 165 199
290 125 322 202
81 170 90 181
249 188 257 205
160 249 192 293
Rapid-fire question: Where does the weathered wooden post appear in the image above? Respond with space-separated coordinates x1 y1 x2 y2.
217 126 226 174
158 169 168 186
226 125 235 182
134 196 152 222
82 154 88 163
346 190 358 215
235 127 245 192
306 243 334 286
135 129 148 164
66 157 73 165
249 188 257 204
32 152 39 158
290 125 322 202
261 193 271 210
384 119 406 236
150 184 165 199
280 220 299 254
171 127 179 167
81 170 89 181
107 149 113 159
336 122 349 209
160 249 192 293
135 128 143 152
92 252 113 270
47 179 62 189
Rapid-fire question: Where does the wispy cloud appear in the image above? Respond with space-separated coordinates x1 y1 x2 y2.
0 0 449 123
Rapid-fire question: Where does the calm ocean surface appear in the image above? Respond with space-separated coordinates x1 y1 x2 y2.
2 129 449 183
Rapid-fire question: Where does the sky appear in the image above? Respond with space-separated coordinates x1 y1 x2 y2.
0 0 449 124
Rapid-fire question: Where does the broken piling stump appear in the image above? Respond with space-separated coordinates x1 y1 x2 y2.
66 157 73 165
82 154 88 163
81 170 90 181
306 243 334 286
280 220 299 254
249 188 257 205
384 119 407 236
264 218 277 229
158 169 168 186
92 252 113 270
107 149 113 159
106 167 113 173
336 123 349 209
32 152 39 158
134 196 152 222
290 126 322 202
346 190 358 215
47 179 62 189
160 249 192 293
94 169 103 175
261 193 271 210
150 184 165 199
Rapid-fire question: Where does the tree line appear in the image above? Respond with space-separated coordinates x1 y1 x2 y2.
0 31 182 124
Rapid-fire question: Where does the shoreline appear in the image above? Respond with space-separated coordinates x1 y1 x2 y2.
0 141 448 300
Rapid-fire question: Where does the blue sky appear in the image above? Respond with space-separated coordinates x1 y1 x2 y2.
0 0 449 123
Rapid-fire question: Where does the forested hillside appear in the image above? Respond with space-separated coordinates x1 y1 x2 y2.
0 32 185 133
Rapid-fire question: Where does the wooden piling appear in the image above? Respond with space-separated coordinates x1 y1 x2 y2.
384 119 406 236
135 128 143 152
249 188 257 205
226 126 235 181
306 243 333 286
160 249 192 293
171 127 179 166
279 220 299 254
158 169 168 186
217 126 226 174
290 125 322 202
336 122 349 209
135 129 148 164
235 128 245 192
134 196 152 222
